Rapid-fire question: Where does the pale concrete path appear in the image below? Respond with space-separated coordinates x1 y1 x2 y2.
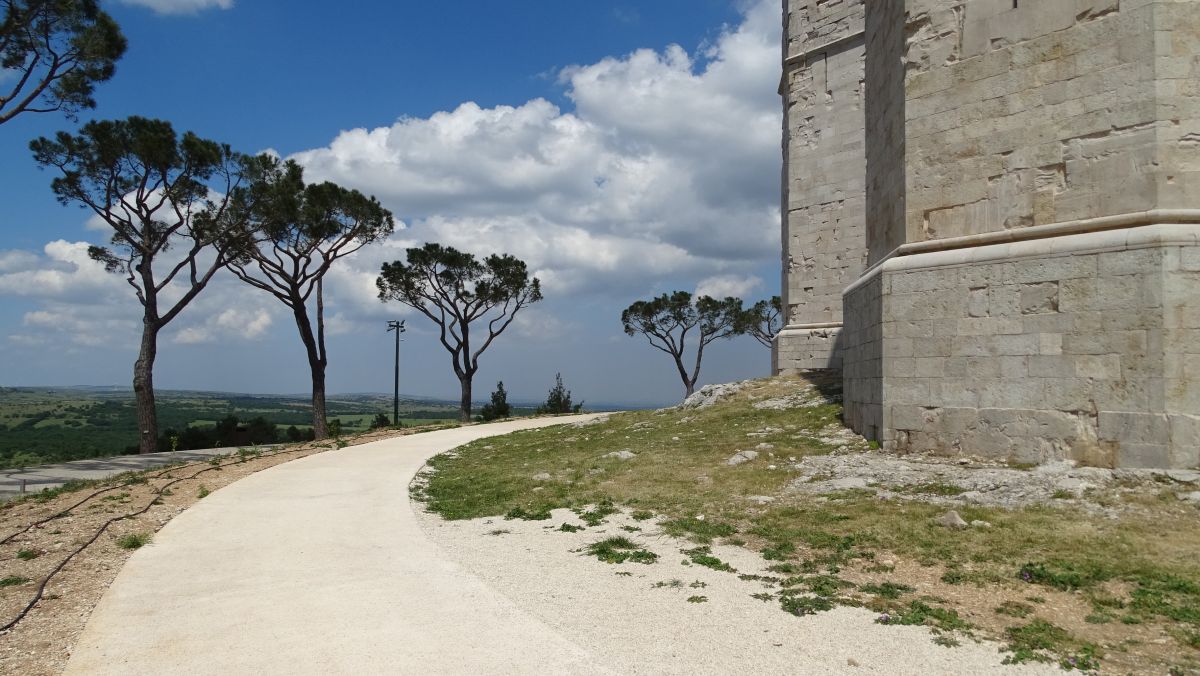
65 416 613 676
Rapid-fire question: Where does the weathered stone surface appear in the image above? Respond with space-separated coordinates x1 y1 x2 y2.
605 450 636 461
778 0 1200 470
935 510 968 529
726 450 759 467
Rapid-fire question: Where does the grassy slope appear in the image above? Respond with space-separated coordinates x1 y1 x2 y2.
418 375 1200 675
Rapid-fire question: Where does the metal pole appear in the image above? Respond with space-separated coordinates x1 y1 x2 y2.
393 326 400 426
387 320 405 427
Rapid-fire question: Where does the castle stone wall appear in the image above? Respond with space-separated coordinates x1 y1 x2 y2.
774 0 869 372
777 0 1200 469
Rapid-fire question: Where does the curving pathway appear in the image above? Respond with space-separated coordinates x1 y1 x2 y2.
65 416 613 676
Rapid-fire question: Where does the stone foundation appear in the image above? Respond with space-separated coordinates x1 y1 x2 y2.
841 221 1200 469
773 325 842 373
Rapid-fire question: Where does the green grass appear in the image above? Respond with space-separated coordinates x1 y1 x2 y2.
859 581 914 600
661 517 736 543
15 548 38 560
682 546 736 572
586 536 658 565
116 532 151 549
0 575 30 587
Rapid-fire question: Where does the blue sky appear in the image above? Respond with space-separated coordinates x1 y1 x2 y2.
0 0 783 407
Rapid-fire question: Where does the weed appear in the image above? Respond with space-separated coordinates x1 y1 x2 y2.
506 506 552 521
933 634 961 648
576 500 619 526
208 457 221 467
686 595 708 603
652 579 684 589
486 529 511 536
116 532 151 549
558 523 583 533
1017 561 1108 591
0 576 30 587
941 569 967 585
102 492 131 502
1025 596 1046 604
689 580 707 589
767 562 803 574
761 541 797 561
859 582 914 600
995 601 1034 618
1002 620 1100 669
803 574 854 597
877 601 971 633
1051 489 1074 500
586 537 658 565
620 525 641 533
16 549 38 561
1084 613 1113 624
682 546 735 573
615 571 632 577
197 486 210 499
630 510 655 521
780 594 835 616
662 517 737 543
752 592 774 602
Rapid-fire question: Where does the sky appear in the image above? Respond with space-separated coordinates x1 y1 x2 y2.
0 0 784 407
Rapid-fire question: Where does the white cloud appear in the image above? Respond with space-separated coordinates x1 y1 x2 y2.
1 0 784 367
695 274 762 299
116 0 233 15
292 0 782 299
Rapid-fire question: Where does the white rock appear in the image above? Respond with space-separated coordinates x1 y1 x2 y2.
726 450 759 466
1177 491 1200 504
747 495 776 505
756 443 776 451
532 473 552 481
1167 470 1200 484
605 450 636 461
824 477 869 491
969 520 992 529
935 510 969 529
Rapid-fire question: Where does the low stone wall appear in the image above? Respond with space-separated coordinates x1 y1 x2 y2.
773 325 842 374
840 223 1200 469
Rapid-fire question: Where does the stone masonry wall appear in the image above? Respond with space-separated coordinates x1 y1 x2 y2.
876 229 1200 469
775 0 870 372
902 0 1198 241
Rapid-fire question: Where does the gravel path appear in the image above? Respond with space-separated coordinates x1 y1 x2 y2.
65 415 1055 675
418 509 1056 676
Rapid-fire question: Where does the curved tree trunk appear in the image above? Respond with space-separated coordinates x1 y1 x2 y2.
291 297 330 440
459 375 473 423
133 320 159 454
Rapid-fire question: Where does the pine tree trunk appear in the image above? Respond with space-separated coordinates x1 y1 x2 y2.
133 320 159 454
291 297 330 439
459 376 473 423
311 363 329 439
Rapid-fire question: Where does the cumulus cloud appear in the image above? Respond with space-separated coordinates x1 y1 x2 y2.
695 274 762 299
116 0 233 15
2 0 783 364
292 0 782 308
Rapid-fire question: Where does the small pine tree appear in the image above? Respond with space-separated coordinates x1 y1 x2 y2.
537 373 574 415
480 381 512 421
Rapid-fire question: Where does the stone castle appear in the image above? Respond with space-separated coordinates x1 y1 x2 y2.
773 0 1200 469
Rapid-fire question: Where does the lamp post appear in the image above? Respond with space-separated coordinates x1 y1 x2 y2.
387 320 405 426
